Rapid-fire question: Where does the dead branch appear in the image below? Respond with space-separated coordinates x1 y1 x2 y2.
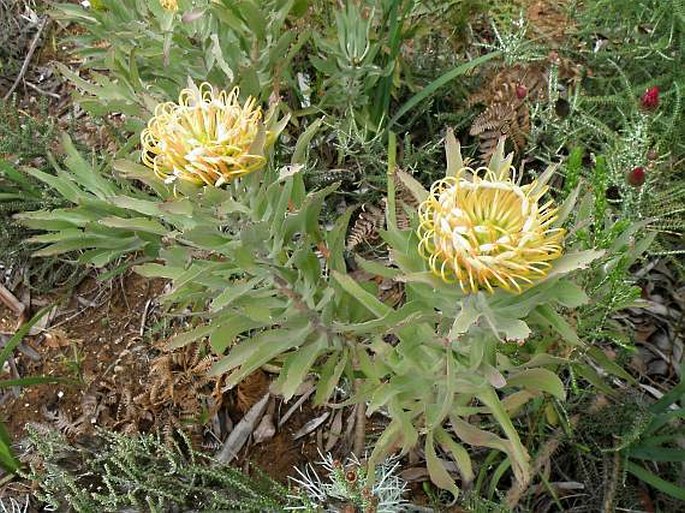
3 16 49 100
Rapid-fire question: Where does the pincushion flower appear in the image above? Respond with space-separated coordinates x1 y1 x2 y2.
141 82 286 186
417 160 565 294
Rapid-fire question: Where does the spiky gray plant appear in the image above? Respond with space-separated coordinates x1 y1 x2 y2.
287 451 407 513
478 14 545 65
0 496 29 513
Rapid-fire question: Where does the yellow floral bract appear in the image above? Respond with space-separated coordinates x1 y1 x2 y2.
159 0 178 12
141 83 275 187
417 165 565 294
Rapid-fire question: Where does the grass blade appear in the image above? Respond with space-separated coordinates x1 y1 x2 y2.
388 51 500 128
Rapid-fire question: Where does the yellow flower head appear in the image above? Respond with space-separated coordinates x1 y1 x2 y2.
417 156 565 294
141 82 285 187
159 0 178 12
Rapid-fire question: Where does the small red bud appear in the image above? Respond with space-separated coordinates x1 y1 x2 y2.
640 86 659 111
627 166 646 187
515 84 527 100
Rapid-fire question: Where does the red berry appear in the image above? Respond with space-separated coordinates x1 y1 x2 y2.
640 86 659 111
515 84 527 100
627 166 646 187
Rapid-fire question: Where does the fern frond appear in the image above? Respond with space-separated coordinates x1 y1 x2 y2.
346 203 384 251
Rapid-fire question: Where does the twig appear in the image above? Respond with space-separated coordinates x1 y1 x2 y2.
7 356 21 397
602 452 621 513
278 384 315 429
24 80 61 100
49 285 112 330
0 334 40 361
139 299 152 336
272 275 335 344
0 283 26 317
3 17 49 100
353 399 366 458
293 411 329 440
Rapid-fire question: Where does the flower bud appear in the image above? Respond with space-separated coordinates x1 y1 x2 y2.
515 84 527 100
640 86 659 111
345 469 358 483
627 166 646 187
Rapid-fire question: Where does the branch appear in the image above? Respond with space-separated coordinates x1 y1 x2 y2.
4 17 49 101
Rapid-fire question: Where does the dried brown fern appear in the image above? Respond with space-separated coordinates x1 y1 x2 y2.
142 342 218 421
37 341 225 447
40 406 85 438
40 384 112 439
346 174 421 253
469 63 548 106
346 203 385 251
393 174 420 230
469 1 582 159
468 64 546 161
342 176 417 308
470 102 529 161
468 54 582 161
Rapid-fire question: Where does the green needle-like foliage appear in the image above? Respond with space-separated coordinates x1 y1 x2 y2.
22 426 288 512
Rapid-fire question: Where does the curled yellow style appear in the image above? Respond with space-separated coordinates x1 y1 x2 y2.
141 82 285 187
417 163 565 294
